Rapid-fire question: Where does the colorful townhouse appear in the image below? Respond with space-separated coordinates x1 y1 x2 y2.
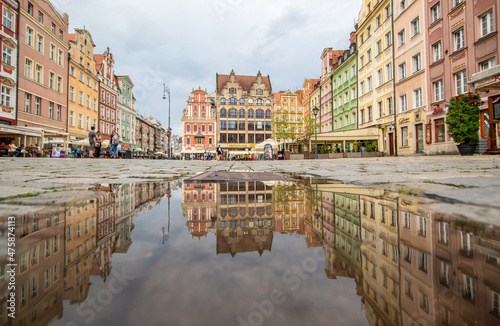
67 28 99 141
319 49 344 133
300 78 320 153
394 0 428 155
424 0 500 154
0 0 18 126
215 70 273 157
332 33 358 133
115 75 136 149
94 47 117 140
357 0 396 155
17 0 69 132
181 88 215 159
273 90 303 152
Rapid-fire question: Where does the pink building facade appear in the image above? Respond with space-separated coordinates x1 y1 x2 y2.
425 0 500 154
16 0 69 131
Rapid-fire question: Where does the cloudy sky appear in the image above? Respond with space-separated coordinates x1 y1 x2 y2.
53 0 362 135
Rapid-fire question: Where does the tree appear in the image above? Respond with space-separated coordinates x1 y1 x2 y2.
446 92 481 144
273 114 296 150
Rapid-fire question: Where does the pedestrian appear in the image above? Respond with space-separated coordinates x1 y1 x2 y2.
8 141 16 157
217 145 222 160
110 131 119 158
14 144 26 157
88 126 96 158
94 131 102 158
117 142 124 159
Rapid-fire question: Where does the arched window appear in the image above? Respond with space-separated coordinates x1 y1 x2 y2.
256 98 263 106
220 98 226 105
256 109 264 118
248 99 254 106
265 99 271 106
248 109 254 118
239 98 245 105
220 108 227 118
229 97 237 105
228 109 237 118
265 109 271 119
239 109 245 118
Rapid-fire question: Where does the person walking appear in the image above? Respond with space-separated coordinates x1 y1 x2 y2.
88 126 97 158
217 145 222 161
94 131 102 158
110 131 119 158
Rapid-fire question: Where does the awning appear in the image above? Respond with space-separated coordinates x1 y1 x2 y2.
313 126 382 142
0 125 43 137
469 64 500 91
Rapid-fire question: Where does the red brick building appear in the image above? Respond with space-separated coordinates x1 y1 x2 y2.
94 47 117 139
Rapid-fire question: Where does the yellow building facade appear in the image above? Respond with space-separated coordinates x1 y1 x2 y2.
357 0 396 155
273 91 304 150
67 29 99 141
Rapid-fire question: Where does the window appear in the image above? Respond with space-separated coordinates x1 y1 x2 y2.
479 57 496 71
229 97 237 105
49 72 55 89
401 126 409 146
79 91 83 105
360 81 365 96
368 106 372 121
387 97 393 115
38 11 43 23
25 93 31 112
2 8 13 30
414 88 423 108
412 53 421 73
78 114 83 129
386 62 393 81
431 3 440 23
1 86 11 107
400 0 406 12
455 70 467 95
434 80 444 102
69 86 74 102
360 55 365 67
2 45 12 66
492 291 500 317
411 17 420 37
398 29 405 47
481 11 493 37
367 49 372 62
36 34 43 53
435 118 445 142
56 105 61 121
399 62 407 80
35 64 42 83
377 40 382 55
453 28 465 51
360 109 365 124
438 222 449 244
69 110 75 127
453 0 463 7
432 41 442 62
367 76 372 92
376 15 382 28
378 101 383 118
26 27 33 46
385 31 392 47
463 274 475 303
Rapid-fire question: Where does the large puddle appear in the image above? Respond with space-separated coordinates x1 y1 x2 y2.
1 178 500 326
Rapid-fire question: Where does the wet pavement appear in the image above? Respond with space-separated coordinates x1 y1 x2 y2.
1 156 500 325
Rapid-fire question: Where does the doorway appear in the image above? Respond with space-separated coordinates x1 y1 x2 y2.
388 133 394 156
416 124 424 153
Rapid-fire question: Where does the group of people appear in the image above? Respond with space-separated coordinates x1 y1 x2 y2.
88 126 124 159
0 141 40 157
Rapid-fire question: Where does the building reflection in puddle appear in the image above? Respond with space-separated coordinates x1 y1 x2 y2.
1 178 500 325
181 179 500 326
0 182 174 326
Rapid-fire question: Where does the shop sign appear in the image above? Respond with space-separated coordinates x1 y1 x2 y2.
493 98 500 121
425 123 432 144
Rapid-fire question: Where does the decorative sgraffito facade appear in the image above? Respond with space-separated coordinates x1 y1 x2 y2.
216 70 273 156
68 28 99 141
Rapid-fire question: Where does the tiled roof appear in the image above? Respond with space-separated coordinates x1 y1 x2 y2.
216 71 272 94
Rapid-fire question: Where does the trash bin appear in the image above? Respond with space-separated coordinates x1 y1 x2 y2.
123 151 132 159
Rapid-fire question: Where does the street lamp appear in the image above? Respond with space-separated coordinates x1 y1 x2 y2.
162 84 171 159
211 99 218 159
312 106 319 159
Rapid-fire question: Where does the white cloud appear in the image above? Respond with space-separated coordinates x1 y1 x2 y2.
61 0 361 135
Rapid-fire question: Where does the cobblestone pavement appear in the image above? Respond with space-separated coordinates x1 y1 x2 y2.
1 155 499 222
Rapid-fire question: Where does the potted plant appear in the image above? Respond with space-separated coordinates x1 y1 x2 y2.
445 92 481 156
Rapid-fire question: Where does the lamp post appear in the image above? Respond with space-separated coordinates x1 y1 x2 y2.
312 106 319 159
162 84 171 159
211 99 217 159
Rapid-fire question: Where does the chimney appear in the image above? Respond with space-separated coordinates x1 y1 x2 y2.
350 32 356 45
